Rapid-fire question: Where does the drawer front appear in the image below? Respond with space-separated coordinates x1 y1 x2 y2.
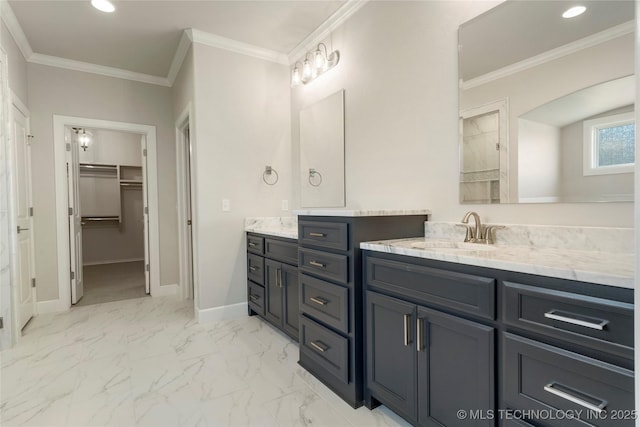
247 253 264 285
299 220 348 251
300 315 349 384
504 333 634 427
264 238 298 265
504 282 634 360
502 418 535 427
300 274 349 334
248 281 265 316
247 234 264 254
299 248 349 284
365 256 495 320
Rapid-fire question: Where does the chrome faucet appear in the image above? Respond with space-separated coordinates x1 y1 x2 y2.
461 211 482 243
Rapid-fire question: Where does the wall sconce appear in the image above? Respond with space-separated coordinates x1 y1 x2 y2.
291 43 340 87
72 127 92 151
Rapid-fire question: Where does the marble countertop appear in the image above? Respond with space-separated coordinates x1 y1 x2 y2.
360 237 634 289
245 217 298 239
292 208 431 217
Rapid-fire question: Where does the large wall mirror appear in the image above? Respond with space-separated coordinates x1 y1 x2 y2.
300 89 345 207
458 0 635 204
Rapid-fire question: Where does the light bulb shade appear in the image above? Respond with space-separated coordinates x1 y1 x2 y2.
314 49 326 69
302 59 312 78
292 66 301 86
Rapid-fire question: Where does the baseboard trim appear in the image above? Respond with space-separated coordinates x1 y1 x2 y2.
37 298 69 315
83 258 145 266
153 283 178 297
198 302 246 324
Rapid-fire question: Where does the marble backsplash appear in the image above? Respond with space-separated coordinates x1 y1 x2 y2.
425 221 634 254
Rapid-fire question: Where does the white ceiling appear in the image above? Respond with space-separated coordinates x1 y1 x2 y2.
7 0 346 78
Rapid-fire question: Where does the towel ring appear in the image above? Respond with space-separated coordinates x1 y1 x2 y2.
308 168 323 187
263 165 279 185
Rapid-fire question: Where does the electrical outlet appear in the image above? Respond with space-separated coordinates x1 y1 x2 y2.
222 199 230 211
282 200 289 211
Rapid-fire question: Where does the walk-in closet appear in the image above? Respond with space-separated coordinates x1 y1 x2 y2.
73 127 147 306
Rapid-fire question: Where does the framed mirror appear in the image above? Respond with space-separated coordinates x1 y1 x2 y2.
299 89 345 207
458 0 635 204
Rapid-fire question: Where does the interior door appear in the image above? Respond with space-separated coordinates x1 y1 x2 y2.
183 125 194 299
141 136 150 294
12 102 35 329
68 127 83 304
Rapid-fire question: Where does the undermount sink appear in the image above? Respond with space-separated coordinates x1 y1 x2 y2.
410 240 497 251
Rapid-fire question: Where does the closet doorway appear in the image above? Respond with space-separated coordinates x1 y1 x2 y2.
69 127 148 306
53 116 160 311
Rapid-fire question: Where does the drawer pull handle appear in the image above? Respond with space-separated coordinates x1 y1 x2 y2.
310 297 328 306
249 266 258 272
544 310 609 331
544 383 607 414
403 314 411 347
248 242 257 247
309 260 326 268
249 295 260 301
309 232 326 238
310 340 329 352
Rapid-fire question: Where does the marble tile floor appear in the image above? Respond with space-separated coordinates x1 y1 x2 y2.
0 296 411 427
75 261 147 307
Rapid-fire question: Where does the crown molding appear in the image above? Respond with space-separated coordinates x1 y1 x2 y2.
461 20 635 91
29 53 171 87
0 1 33 60
288 0 369 64
189 28 288 64
167 30 193 86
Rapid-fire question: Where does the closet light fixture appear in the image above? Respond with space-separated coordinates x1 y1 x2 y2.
91 0 115 13
72 127 92 151
291 43 340 87
562 5 586 18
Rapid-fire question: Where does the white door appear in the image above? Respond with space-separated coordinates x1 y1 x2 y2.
68 128 83 304
141 136 150 294
12 102 35 329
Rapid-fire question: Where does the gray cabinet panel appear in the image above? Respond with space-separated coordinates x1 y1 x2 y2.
247 234 264 254
283 263 300 338
299 248 349 284
417 306 495 427
265 259 284 326
299 220 349 251
300 273 349 334
247 253 264 285
265 238 298 265
300 315 349 384
248 281 265 316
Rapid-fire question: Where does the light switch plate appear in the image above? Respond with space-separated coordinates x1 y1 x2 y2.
222 199 230 211
282 200 288 211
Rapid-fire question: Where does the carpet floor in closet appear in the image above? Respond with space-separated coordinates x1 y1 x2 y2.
75 260 147 307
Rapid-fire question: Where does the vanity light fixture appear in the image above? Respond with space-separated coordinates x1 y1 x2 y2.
562 5 586 18
91 0 115 13
291 43 340 87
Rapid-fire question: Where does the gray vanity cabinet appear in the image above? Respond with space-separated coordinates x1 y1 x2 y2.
247 233 299 341
366 291 495 427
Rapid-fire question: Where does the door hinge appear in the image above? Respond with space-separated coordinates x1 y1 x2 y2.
187 219 192 226
0 317 3 329
16 225 20 234
144 207 148 214
31 278 36 288
146 264 150 272
68 207 73 215
143 149 147 157
71 271 75 280
495 143 500 151
66 143 71 152
29 207 33 217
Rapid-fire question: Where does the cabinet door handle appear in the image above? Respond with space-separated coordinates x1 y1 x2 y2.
249 266 258 272
403 314 411 347
544 383 607 414
248 242 257 247
249 295 259 301
310 297 328 306
416 318 424 352
544 310 608 330
309 232 326 238
309 260 326 268
310 340 328 352
276 268 282 288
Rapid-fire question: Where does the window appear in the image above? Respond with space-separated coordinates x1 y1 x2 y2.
583 112 635 176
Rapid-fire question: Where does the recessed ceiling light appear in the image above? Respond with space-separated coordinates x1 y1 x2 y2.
562 6 586 18
91 0 115 13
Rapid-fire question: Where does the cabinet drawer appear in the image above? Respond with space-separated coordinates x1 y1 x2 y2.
300 274 349 334
299 248 348 284
265 238 298 265
365 256 495 320
504 333 634 427
247 253 264 285
300 315 349 384
247 234 264 254
503 418 535 427
299 220 348 251
248 281 265 316
504 282 633 360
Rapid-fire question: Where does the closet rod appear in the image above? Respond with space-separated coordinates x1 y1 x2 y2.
81 216 119 221
120 182 142 187
79 164 117 170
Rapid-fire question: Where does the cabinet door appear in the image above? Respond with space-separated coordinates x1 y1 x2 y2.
265 259 284 327
282 263 300 338
417 306 495 427
366 291 417 422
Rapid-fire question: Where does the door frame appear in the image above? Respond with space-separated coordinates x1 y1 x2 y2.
175 103 198 307
53 115 160 310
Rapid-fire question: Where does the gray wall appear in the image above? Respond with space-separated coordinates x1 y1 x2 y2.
28 63 179 301
1 21 27 103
